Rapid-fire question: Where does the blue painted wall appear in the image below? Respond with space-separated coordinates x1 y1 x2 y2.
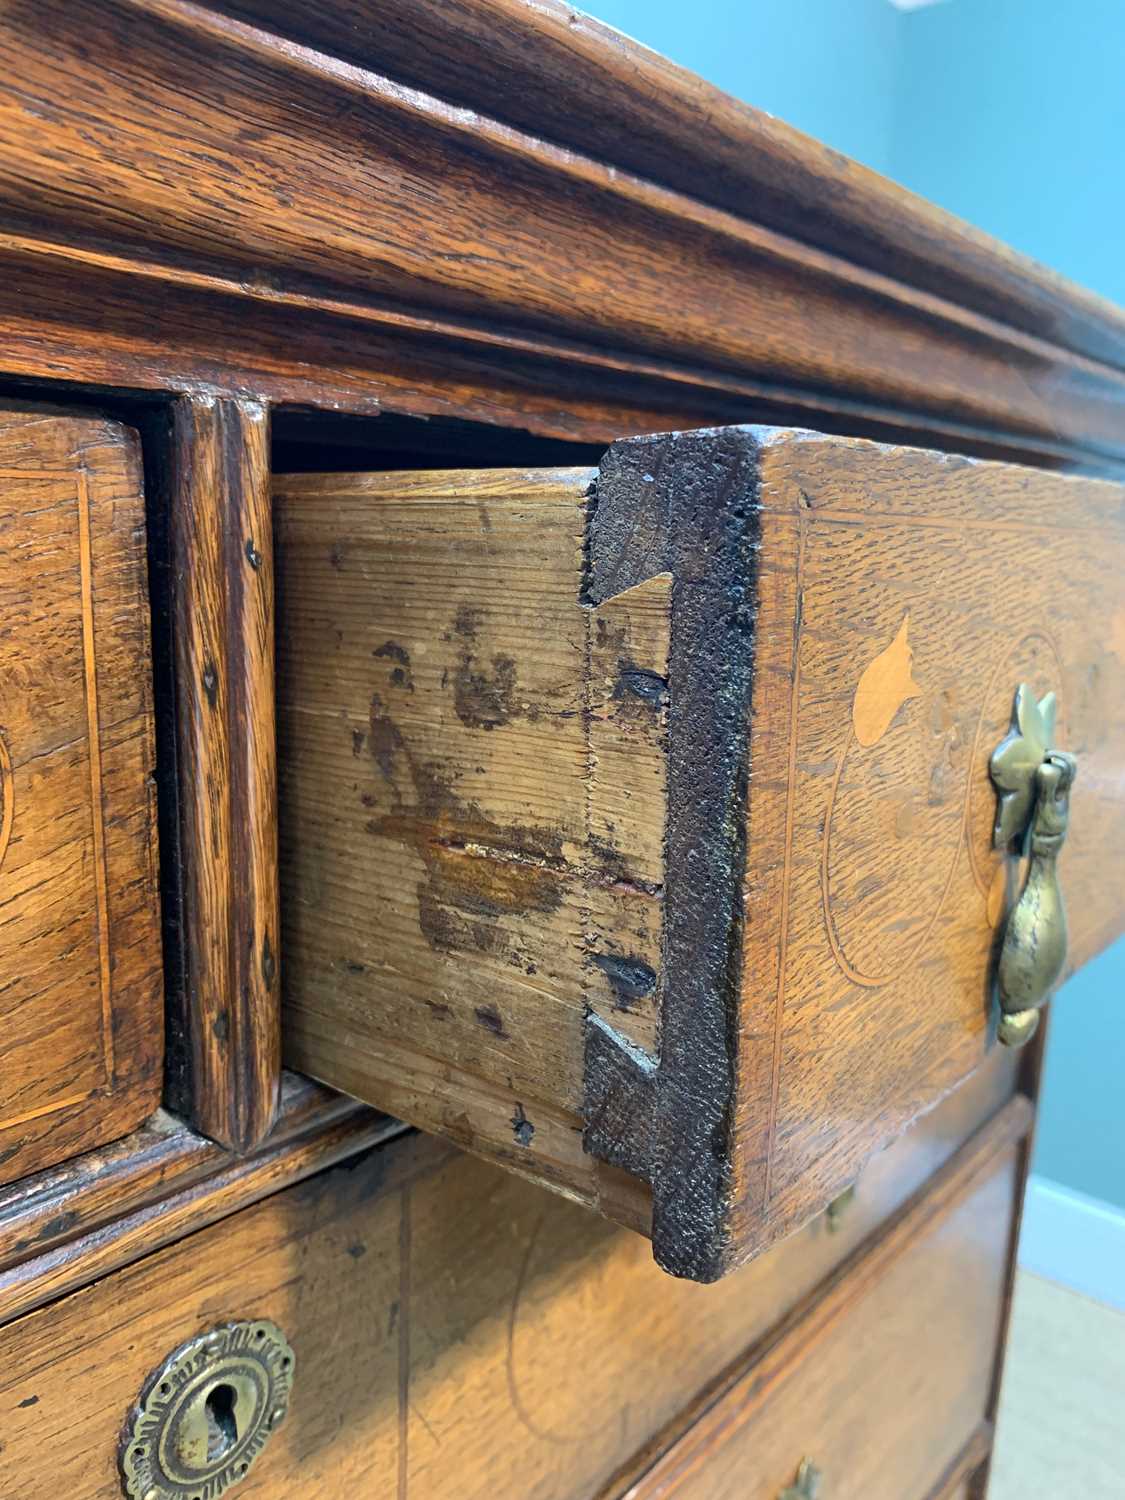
585 0 1125 1211
891 0 1125 308
588 0 902 174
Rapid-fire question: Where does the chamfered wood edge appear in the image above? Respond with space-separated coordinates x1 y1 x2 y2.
585 425 762 1281
205 0 1125 378
0 1074 424 1329
603 1093 1031 1498
169 394 281 1152
582 1013 657 1181
924 1424 994 1500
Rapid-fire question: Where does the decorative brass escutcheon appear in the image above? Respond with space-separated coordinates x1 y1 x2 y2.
779 1458 823 1499
119 1320 295 1499
989 684 1077 1049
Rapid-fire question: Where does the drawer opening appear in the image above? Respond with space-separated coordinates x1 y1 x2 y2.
271 406 603 475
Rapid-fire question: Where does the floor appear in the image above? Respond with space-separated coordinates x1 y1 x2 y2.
989 1271 1125 1497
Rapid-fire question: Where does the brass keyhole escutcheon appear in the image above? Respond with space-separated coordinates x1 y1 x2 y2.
989 684 1077 1048
119 1320 295 1499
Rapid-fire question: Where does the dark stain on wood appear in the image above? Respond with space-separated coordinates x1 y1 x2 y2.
417 881 523 957
375 640 414 692
368 694 406 780
615 664 668 709
399 830 566 922
454 650 518 730
446 604 530 730
201 659 219 709
369 755 568 934
592 952 658 1009
510 1102 535 1146
474 1003 509 1039
261 934 277 990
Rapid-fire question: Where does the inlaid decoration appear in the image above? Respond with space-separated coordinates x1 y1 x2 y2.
0 729 12 873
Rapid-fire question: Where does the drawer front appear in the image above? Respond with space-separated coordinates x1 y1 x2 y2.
0 1080 1023 1500
622 1150 1018 1500
0 406 162 1183
277 426 1125 1278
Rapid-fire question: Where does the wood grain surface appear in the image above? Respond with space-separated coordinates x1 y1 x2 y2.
276 466 658 1228
171 396 281 1151
0 1086 1026 1500
0 1073 401 1327
619 1143 1020 1499
722 430 1125 1268
279 432 1125 1279
209 0 1125 376
0 405 162 1185
0 1 1122 466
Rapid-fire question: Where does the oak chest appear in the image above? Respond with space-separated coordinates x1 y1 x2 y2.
1 0 1123 1495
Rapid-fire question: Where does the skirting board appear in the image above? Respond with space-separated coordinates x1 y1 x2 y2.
1019 1173 1125 1313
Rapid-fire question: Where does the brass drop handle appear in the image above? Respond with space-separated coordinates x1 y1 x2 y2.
989 685 1077 1048
779 1459 822 1498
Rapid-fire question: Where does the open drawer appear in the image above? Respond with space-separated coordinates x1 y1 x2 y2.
275 426 1125 1279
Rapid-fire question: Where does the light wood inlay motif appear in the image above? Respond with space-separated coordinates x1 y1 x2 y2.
75 467 115 1087
852 613 922 747
0 464 113 1128
0 727 12 871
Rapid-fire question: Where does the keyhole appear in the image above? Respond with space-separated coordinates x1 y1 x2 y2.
204 1382 239 1462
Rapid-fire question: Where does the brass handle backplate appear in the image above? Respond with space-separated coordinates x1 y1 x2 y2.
119 1320 295 1499
989 684 1077 1048
779 1459 822 1499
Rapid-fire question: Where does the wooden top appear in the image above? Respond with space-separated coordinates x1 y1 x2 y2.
1 0 1124 465
212 0 1125 371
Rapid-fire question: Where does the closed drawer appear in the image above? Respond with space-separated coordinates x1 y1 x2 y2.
0 1078 1023 1500
276 425 1125 1278
0 405 162 1183
620 1146 1017 1500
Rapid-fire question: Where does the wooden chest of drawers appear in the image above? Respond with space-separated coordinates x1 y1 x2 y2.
0 0 1122 1494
